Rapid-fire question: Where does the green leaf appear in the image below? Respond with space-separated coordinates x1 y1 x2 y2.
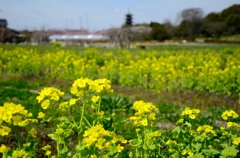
202 148 220 156
184 122 192 128
48 133 59 141
188 153 204 158
220 145 238 157
149 144 156 150
172 127 181 134
192 143 202 153
108 146 117 156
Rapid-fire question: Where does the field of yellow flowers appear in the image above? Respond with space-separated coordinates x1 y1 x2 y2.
1 46 239 95
0 45 239 157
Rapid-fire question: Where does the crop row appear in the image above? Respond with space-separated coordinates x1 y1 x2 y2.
0 47 240 96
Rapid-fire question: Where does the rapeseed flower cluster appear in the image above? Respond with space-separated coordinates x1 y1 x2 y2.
129 100 158 127
227 122 239 128
165 139 177 145
42 145 51 156
232 137 240 145
28 127 37 138
83 124 126 153
37 112 45 119
221 110 239 121
36 87 64 109
71 78 113 98
196 125 216 137
181 107 200 119
11 149 29 158
0 144 8 153
181 149 194 156
0 102 34 136
90 154 109 158
59 98 79 111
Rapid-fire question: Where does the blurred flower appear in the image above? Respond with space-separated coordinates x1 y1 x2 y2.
37 112 45 118
221 110 239 121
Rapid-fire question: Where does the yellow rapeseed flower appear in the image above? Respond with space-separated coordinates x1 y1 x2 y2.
181 107 200 119
221 110 239 121
165 139 172 145
91 95 100 103
177 118 184 124
95 137 106 150
232 137 240 145
149 131 161 137
69 98 78 105
102 154 109 158
188 151 194 156
189 114 196 119
0 125 11 136
141 118 148 126
12 149 28 158
227 122 239 128
90 155 97 158
28 127 37 138
45 150 51 156
197 125 216 136
130 100 158 127
0 144 8 153
37 112 45 118
71 78 113 97
23 143 30 147
37 87 64 103
116 144 124 153
182 149 187 155
104 141 112 149
42 145 51 151
59 102 70 111
148 112 156 120
83 124 126 153
41 100 50 109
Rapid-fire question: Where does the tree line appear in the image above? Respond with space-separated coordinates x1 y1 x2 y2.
145 4 240 41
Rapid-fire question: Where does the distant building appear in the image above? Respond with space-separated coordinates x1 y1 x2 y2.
0 19 7 28
35 29 109 46
49 34 109 42
0 19 20 43
124 13 133 27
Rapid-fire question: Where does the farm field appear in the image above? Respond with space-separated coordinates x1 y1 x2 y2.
0 44 239 157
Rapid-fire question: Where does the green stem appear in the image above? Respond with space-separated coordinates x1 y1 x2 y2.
79 103 85 129
57 143 60 157
83 115 92 128
97 97 102 124
97 97 101 114
12 125 22 148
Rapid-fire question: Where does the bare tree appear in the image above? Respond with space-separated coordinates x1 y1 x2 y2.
107 27 132 48
177 8 204 39
178 8 204 22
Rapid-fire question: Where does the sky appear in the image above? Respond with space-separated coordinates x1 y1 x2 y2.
1 0 239 31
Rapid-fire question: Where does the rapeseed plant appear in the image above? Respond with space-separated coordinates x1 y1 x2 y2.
221 109 239 121
83 124 127 156
232 137 240 145
0 144 8 153
36 87 64 109
181 107 200 119
196 125 216 137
